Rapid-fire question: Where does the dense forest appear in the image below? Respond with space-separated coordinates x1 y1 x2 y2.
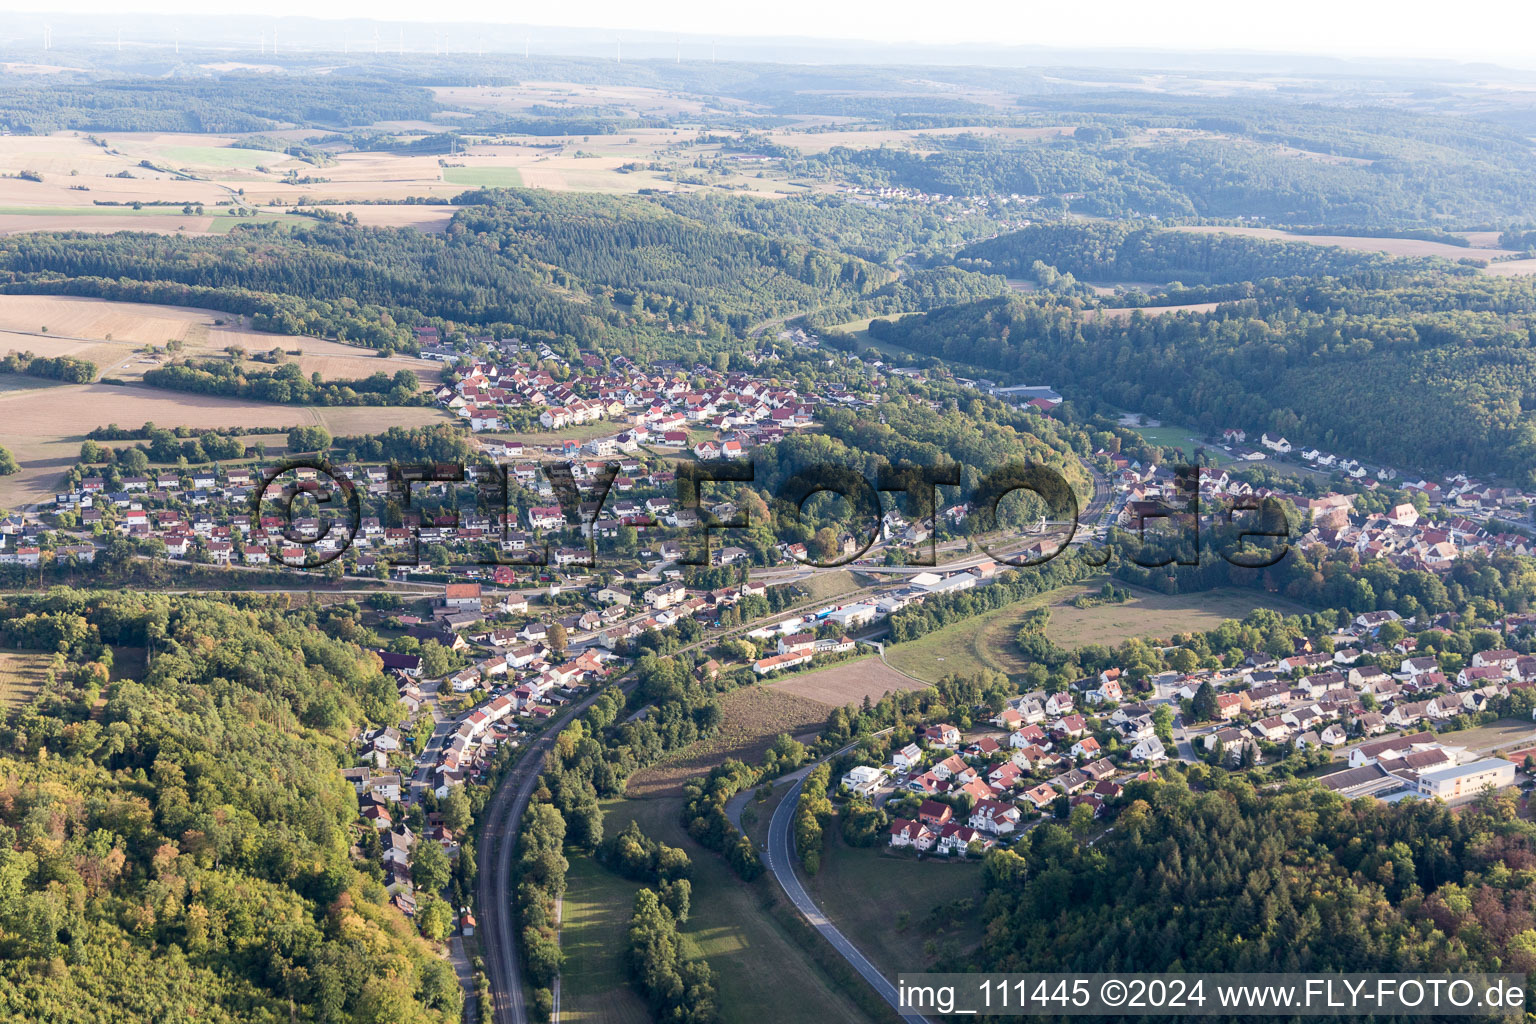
0 192 893 349
0 589 459 1023
0 75 438 133
793 97 1536 225
141 360 425 406
959 221 1461 286
976 775 1536 980
867 272 1536 481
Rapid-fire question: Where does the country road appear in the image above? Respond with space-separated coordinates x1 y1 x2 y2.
763 766 934 1024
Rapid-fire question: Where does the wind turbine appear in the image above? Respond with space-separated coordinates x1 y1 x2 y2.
42 24 51 51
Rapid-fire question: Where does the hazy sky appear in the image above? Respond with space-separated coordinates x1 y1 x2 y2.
12 0 1536 62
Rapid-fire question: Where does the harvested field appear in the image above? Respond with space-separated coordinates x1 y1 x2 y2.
1486 258 1536 277
0 380 448 506
0 212 218 236
767 654 930 706
1173 224 1511 261
314 204 459 232
443 166 525 188
624 685 828 798
0 295 440 384
0 650 49 709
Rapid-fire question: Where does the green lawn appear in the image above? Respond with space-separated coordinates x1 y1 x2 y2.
1126 424 1235 466
598 796 870 1024
443 167 526 188
560 853 650 1024
884 584 1078 681
885 580 1308 682
802 827 984 979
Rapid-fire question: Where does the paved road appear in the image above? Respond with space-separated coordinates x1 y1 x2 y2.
474 449 1118 1022
476 594 855 1024
477 683 620 1024
764 766 934 1024
410 700 455 802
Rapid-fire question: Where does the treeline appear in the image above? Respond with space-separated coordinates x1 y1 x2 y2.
450 188 891 334
866 276 1536 481
0 349 97 383
680 760 764 881
79 426 246 469
793 764 835 874
513 661 744 1019
513 802 568 1022
86 420 289 441
973 773 1536 981
333 424 477 465
654 191 1004 264
886 558 1100 644
0 191 893 349
794 97 1536 225
0 589 458 1022
142 359 425 406
1501 227 1536 252
959 221 1452 286
625 887 719 1024
0 266 416 351
0 75 437 133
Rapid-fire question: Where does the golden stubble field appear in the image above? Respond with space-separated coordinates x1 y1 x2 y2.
0 127 819 225
0 294 449 507
0 294 441 382
1173 224 1524 264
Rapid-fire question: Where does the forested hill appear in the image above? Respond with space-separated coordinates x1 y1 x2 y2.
0 75 439 133
798 99 1536 225
866 275 1536 483
978 775 1536 979
0 190 892 347
449 189 892 331
959 221 1464 287
0 590 460 1022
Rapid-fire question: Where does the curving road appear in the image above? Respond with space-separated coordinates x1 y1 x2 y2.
477 453 1112 1022
763 766 934 1024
